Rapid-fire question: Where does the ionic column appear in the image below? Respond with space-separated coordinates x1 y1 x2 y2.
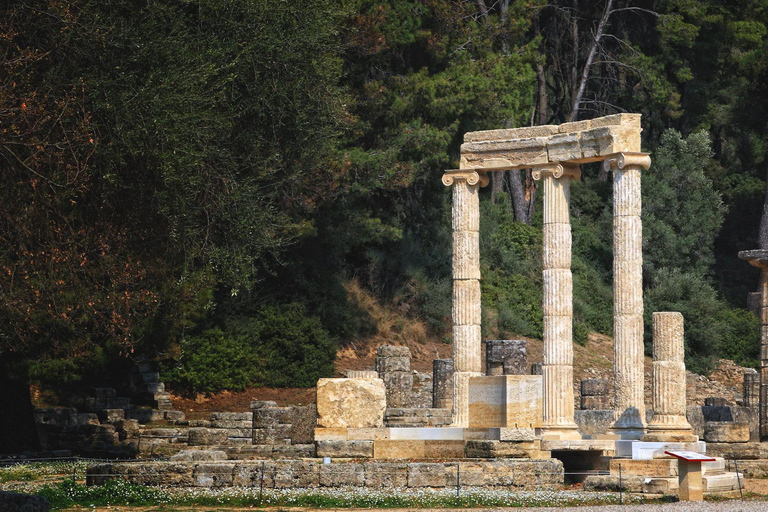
533 164 580 439
738 250 768 439
442 169 488 426
605 152 650 439
644 312 697 442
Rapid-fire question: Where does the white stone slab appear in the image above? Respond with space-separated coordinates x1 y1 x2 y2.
388 427 466 441
629 441 706 460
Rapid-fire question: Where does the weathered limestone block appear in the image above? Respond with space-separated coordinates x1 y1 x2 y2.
171 449 228 461
485 339 527 376
316 440 374 458
382 372 413 408
364 463 409 487
468 375 542 428
704 422 750 443
465 440 547 459
581 395 611 410
316 378 386 428
407 463 457 487
432 359 454 409
375 345 411 373
575 410 618 437
319 462 365 487
250 400 277 409
499 426 536 442
210 412 252 422
188 428 228 446
581 378 610 396
347 370 378 379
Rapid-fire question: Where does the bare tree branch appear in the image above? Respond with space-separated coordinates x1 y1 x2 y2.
568 0 614 122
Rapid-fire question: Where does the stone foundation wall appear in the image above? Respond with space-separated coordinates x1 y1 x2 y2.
87 459 563 489
252 401 317 444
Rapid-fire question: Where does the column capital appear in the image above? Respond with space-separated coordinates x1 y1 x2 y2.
531 163 581 181
603 152 651 172
442 169 490 187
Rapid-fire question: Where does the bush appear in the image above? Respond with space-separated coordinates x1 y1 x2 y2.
644 269 734 372
163 303 336 392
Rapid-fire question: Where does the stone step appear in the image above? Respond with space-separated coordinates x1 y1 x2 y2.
702 457 725 476
583 471 744 495
703 472 744 492
609 458 677 477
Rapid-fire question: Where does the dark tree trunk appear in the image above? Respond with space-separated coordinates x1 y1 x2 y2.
536 59 548 125
508 169 536 224
490 171 505 203
0 354 41 453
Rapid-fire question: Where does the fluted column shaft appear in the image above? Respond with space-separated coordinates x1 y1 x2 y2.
607 153 650 437
443 170 486 426
647 312 694 437
534 164 580 436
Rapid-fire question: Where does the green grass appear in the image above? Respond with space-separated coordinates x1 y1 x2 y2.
0 461 88 484
32 479 660 510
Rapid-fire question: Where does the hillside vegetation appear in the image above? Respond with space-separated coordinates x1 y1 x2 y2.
1 0 767 408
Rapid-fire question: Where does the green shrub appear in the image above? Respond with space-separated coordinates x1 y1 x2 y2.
163 302 336 392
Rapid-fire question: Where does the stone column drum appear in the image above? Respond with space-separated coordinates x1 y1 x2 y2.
738 250 768 438
485 339 527 376
432 359 455 409
533 164 580 439
644 312 696 441
443 170 487 426
605 153 651 439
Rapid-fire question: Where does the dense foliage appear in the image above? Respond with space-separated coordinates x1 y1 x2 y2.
2 0 768 396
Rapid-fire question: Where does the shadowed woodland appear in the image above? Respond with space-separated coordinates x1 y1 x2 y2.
2 0 768 451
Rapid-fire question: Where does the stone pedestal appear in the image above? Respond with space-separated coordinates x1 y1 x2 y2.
533 164 580 439
580 379 610 410
644 312 696 442
738 250 768 439
467 375 543 428
485 340 527 375
443 170 487 426
606 153 650 439
432 359 454 409
375 345 413 408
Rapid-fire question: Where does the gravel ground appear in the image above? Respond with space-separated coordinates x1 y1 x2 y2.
484 502 767 512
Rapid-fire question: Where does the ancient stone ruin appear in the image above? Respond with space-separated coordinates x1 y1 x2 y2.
79 114 761 498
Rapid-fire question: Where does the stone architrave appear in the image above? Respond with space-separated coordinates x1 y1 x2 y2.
738 249 768 439
316 378 386 429
442 169 488 427
605 152 650 439
644 312 696 442
532 163 580 439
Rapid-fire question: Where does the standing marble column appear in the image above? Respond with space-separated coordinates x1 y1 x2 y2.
443 169 487 426
605 152 651 439
533 164 580 439
737 250 768 439
644 312 696 442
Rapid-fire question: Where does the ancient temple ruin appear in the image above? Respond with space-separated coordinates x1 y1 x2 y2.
443 114 649 438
